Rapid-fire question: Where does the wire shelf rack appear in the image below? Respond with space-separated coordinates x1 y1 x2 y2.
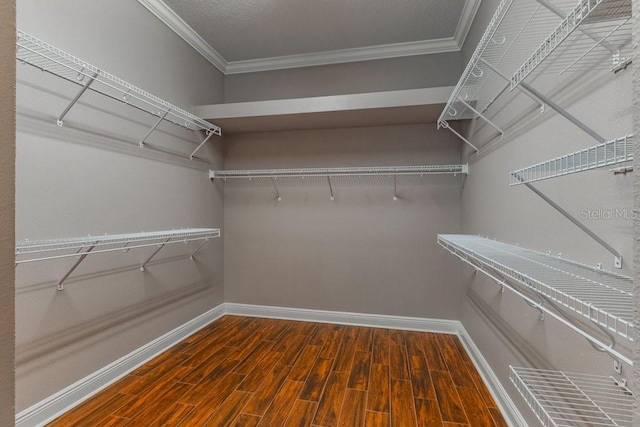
16 30 221 136
438 0 577 127
510 366 633 426
16 228 221 290
209 165 468 179
511 0 632 89
510 134 633 185
437 235 634 342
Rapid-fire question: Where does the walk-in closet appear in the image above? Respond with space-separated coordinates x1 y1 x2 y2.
1 0 637 425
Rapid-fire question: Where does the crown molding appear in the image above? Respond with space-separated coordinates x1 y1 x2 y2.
139 0 481 75
137 0 227 73
454 0 483 48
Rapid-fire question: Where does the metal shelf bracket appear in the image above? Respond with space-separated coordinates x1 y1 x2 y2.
57 71 98 126
57 244 96 290
190 130 216 160
140 238 171 272
139 109 170 148
271 178 281 201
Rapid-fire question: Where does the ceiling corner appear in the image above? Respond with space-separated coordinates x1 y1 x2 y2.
454 0 483 49
137 0 229 74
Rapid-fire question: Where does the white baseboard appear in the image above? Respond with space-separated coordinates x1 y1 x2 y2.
15 304 226 427
17 302 524 427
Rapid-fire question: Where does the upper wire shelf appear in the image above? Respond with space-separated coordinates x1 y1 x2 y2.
16 30 221 137
510 366 633 426
511 0 632 89
209 165 468 179
438 0 576 127
437 235 634 343
510 134 633 185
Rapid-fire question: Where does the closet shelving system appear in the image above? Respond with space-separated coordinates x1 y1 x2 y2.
210 164 468 201
15 228 221 290
15 30 221 160
439 0 634 425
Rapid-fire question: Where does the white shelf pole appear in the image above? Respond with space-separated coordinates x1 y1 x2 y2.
271 178 281 201
190 130 215 160
57 245 96 290
140 238 171 272
57 71 98 126
139 109 170 148
327 176 334 201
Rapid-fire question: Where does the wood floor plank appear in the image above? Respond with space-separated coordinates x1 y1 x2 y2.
232 340 276 374
464 361 498 408
179 373 246 426
289 344 321 382
181 345 234 383
238 349 285 392
404 331 426 357
372 331 390 365
319 326 345 359
310 323 336 347
389 329 405 346
231 414 262 427
431 370 468 424
312 370 349 427
299 357 334 401
336 388 366 427
390 379 418 427
147 402 195 427
131 342 190 376
456 386 495 427
408 355 435 400
489 407 509 427
332 339 356 373
98 415 131 426
366 363 390 413
122 381 192 423
204 390 252 426
257 380 304 426
284 400 318 427
243 364 292 416
347 351 371 391
365 411 390 427
50 393 136 427
437 335 476 388
343 325 360 340
421 334 447 371
355 327 373 352
389 344 409 380
179 358 241 405
415 398 444 427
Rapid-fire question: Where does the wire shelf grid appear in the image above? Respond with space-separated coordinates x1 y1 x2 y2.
510 366 633 426
511 0 632 88
210 165 468 179
438 0 577 126
510 134 633 185
437 235 633 341
16 30 221 135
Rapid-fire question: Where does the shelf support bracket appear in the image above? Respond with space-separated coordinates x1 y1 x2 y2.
190 130 215 160
439 120 479 152
57 245 96 290
457 98 504 137
140 238 171 271
514 174 622 268
139 109 170 148
519 82 607 144
189 238 210 260
57 72 99 126
393 175 398 200
271 178 281 201
327 176 334 201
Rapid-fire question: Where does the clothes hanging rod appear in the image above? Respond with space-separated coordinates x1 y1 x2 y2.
16 30 221 136
510 366 633 427
209 165 468 179
510 134 633 185
438 235 634 343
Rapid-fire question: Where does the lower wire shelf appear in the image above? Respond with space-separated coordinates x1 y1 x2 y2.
510 366 633 426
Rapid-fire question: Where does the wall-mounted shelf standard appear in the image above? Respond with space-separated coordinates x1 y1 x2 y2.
438 234 633 365
16 228 220 290
510 134 633 185
511 0 632 89
16 30 221 160
211 165 468 201
510 366 633 426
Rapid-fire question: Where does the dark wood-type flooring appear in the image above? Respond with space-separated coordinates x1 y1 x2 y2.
48 315 507 426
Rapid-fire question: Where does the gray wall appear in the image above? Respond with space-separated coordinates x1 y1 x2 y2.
223 124 464 319
224 53 462 102
1 1 16 424
458 1 636 424
16 0 225 412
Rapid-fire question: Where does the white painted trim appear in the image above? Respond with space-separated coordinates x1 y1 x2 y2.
454 0 483 49
136 0 227 73
15 304 226 427
137 0 481 74
457 324 528 427
224 38 459 74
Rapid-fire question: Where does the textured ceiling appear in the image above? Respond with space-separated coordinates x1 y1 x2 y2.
162 0 467 62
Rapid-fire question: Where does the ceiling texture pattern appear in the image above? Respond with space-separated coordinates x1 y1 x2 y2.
138 0 481 74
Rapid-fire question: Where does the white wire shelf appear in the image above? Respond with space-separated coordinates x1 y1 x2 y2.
510 134 633 185
438 0 576 128
511 0 632 89
510 366 633 426
437 235 634 342
16 228 220 290
16 30 221 140
209 164 468 179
